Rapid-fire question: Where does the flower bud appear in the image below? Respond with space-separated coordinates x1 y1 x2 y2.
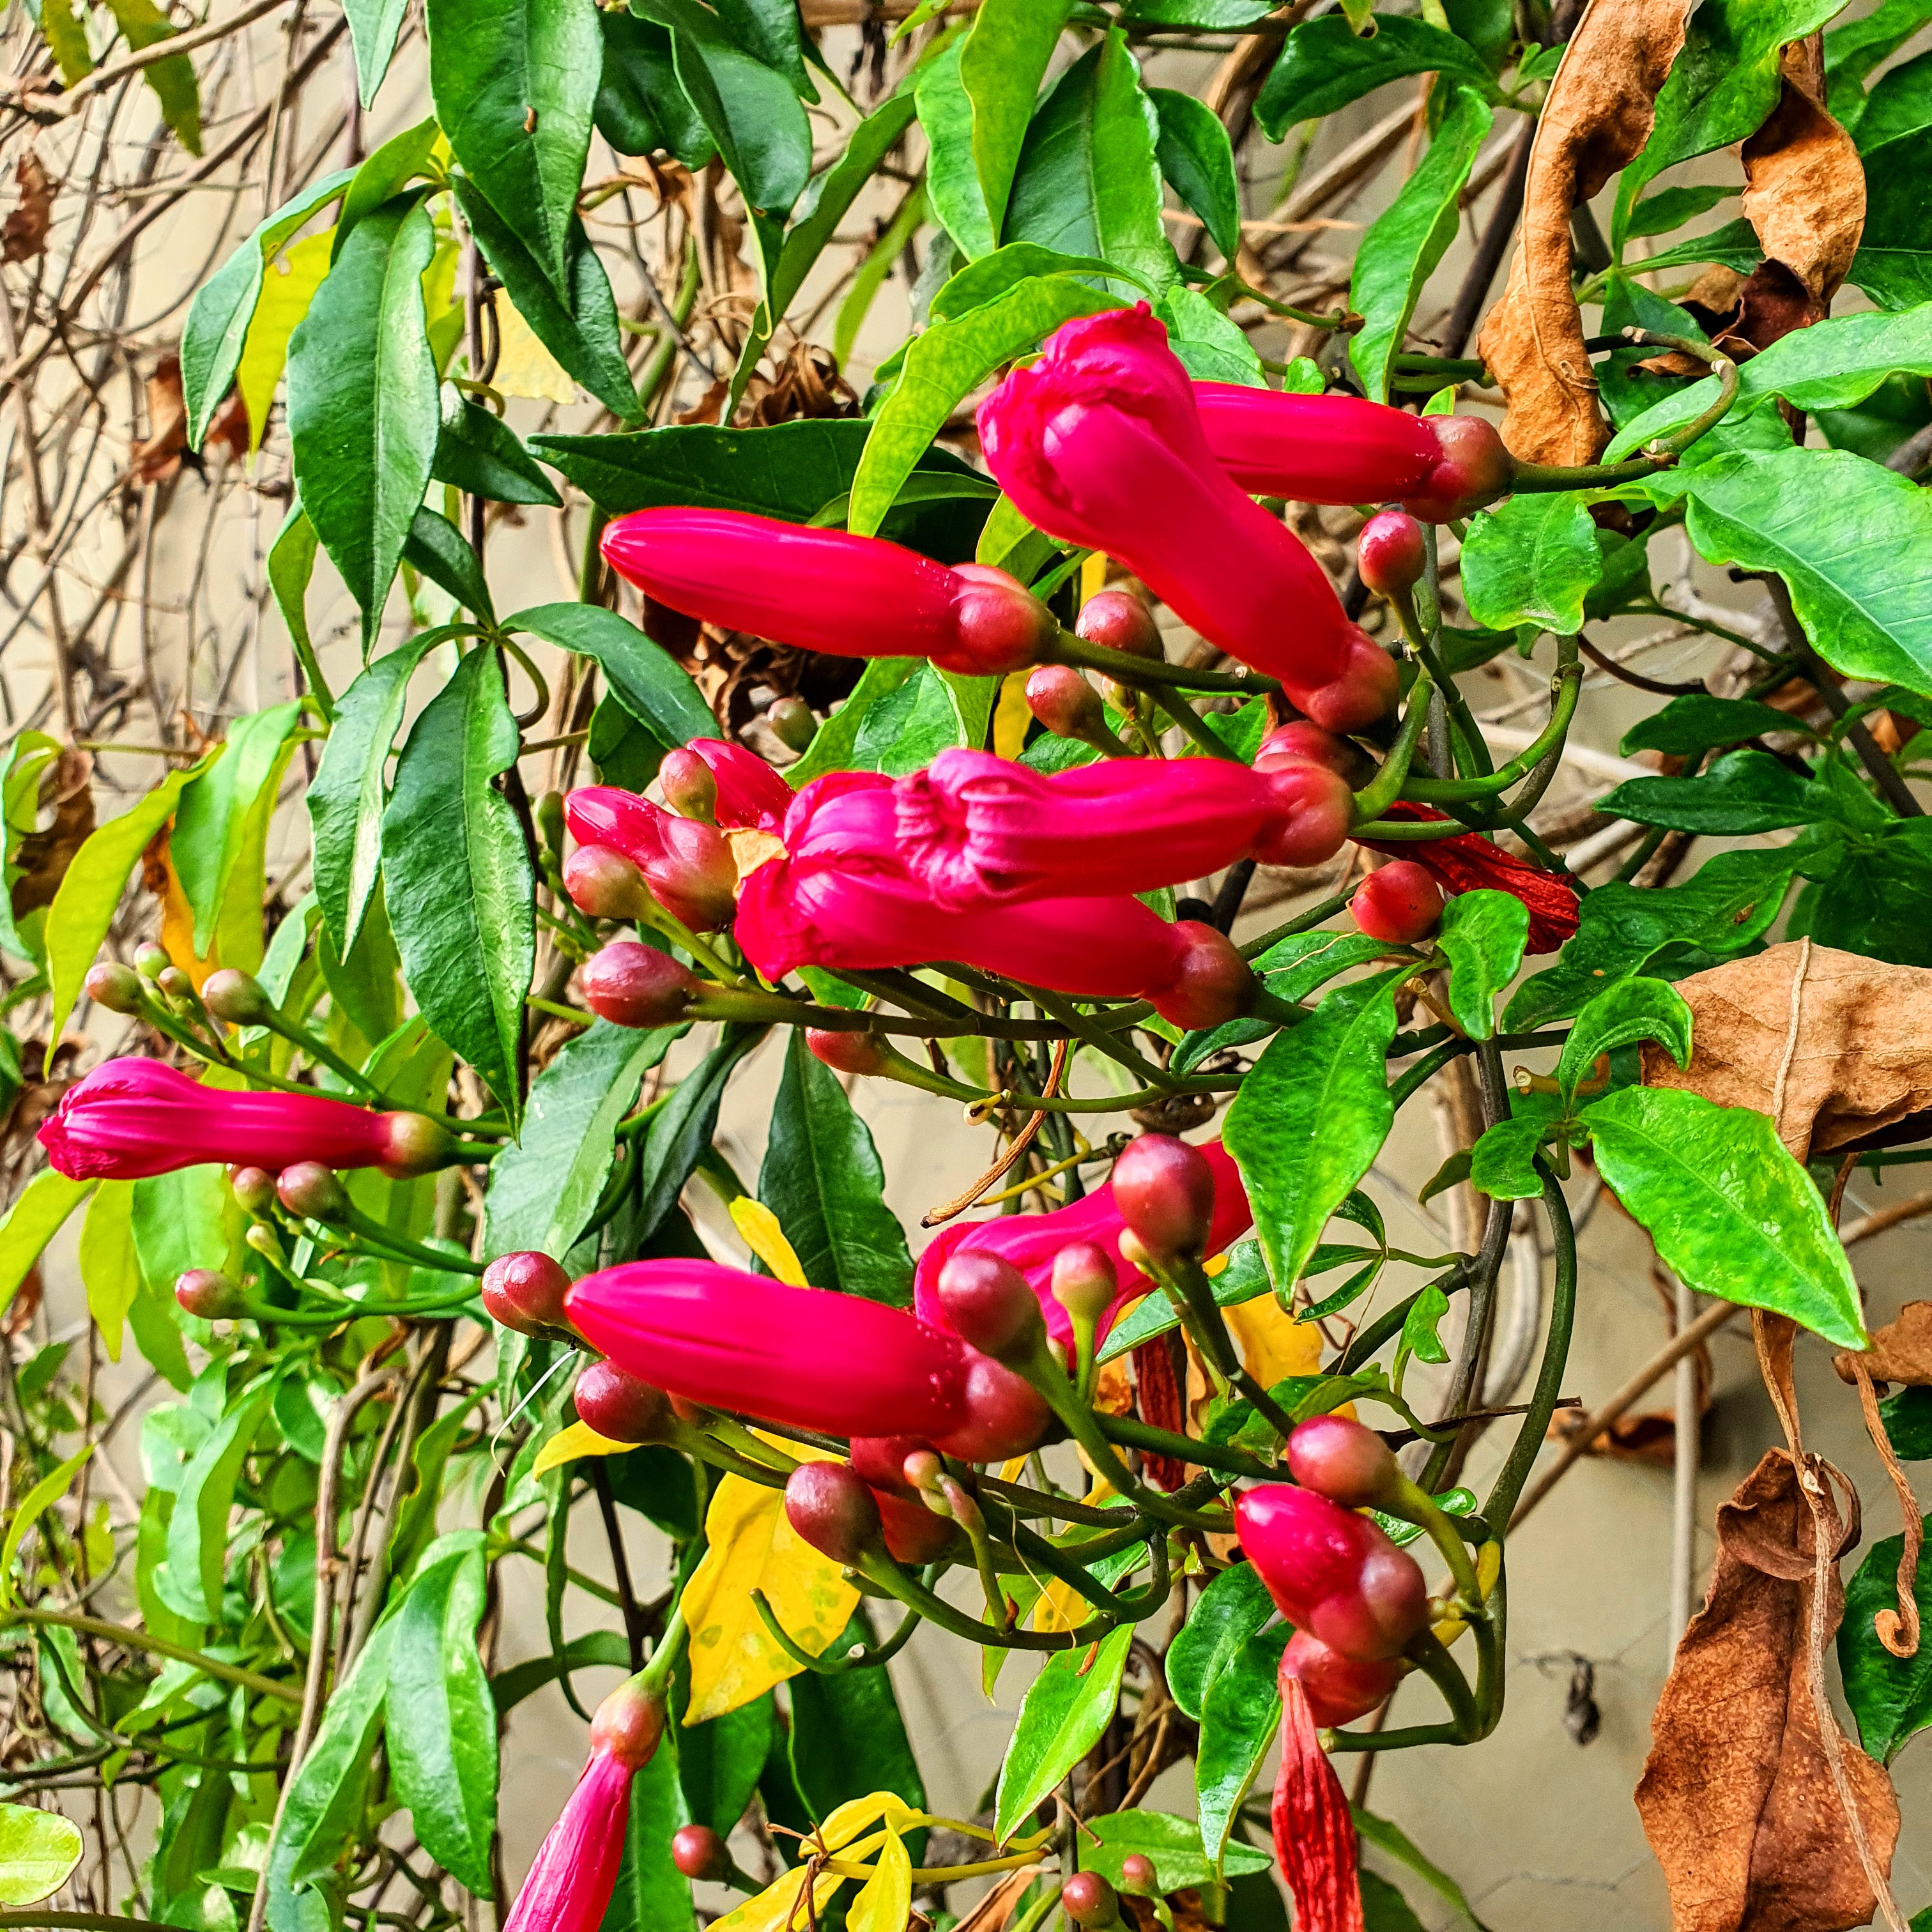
482 1250 573 1336
658 747 718 824
935 1251 1044 1365
1119 1855 1159 1896
563 844 653 923
1280 1628 1404 1727
645 815 739 933
806 1028 889 1077
157 965 195 1003
378 1111 456 1177
1110 1135 1216 1259
768 696 818 753
1024 665 1107 742
1402 416 1514 524
579 942 697 1029
931 1354 1054 1462
1237 1484 1430 1661
231 1165 277 1217
536 788 566 855
134 942 169 980
949 565 1058 677
1351 862 1446 945
589 1674 666 1770
1287 1414 1402 1508
1356 511 1427 597
1050 1241 1117 1328
1255 721 1365 782
1075 590 1161 660
84 962 146 1015
900 1448 944 1492
574 1360 675 1443
201 969 272 1025
671 1825 733 1883
1062 1874 1121 1929
1298 630 1400 734
1154 922 1254 1031
176 1269 244 1319
783 1460 884 1567
276 1160 350 1223
1252 766 1354 870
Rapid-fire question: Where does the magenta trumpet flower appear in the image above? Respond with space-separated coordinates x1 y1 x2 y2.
40 1058 449 1182
600 509 1057 677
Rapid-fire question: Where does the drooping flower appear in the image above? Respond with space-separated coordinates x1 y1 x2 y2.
600 509 1055 677
40 1059 448 1181
1272 1667 1368 1932
1354 802 1580 953
976 307 1393 730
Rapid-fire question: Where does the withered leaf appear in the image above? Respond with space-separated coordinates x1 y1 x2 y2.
1740 42 1865 317
10 747 93 921
1477 0 1693 465
1639 942 1932 1162
1836 1304 1932 1389
2 153 53 264
130 351 188 485
1636 1450 1901 1932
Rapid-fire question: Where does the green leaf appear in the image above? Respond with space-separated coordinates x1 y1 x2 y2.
287 195 440 647
484 1019 684 1259
37 0 92 88
714 0 814 100
0 731 61 963
433 391 564 507
425 0 600 291
1122 0 1275 21
1224 973 1401 1293
758 1031 914 1305
1825 0 1932 95
455 176 640 421
1882 1384 1932 1460
1080 1812 1271 1890
403 506 495 623
1359 1873 1428 1932
0 1443 93 1613
381 647 537 1120
850 661 963 774
1165 1558 1275 1722
1397 1282 1452 1379
917 38 996 258
633 1030 762 1239
850 276 1121 537
1618 215 1765 280
960 0 1076 245
1595 746 1822 833
1352 1808 1493 1932
1149 88 1242 264
785 657 920 788
1625 183 1740 240
1098 1239 1274 1363
0 1170 95 1315
1005 31 1177 298
268 505 325 707
1196 1626 1288 1866
1581 1085 1866 1348
788 1608 927 1853
509 603 716 767
345 0 409 105
78 1180 139 1361
600 1744 697 1932
102 0 200 152
1838 1510 1932 1762
387 1535 497 1894
1255 17 1492 137
1436 889 1528 1041
1460 491 1601 634
157 1390 271 1623
776 91 922 320
1557 976 1692 1101
1157 283 1265 384
1468 1113 1548 1200
1347 84 1490 405
171 702 305 955
0 1805 80 1908
676 1680 774 1835
1619 693 1813 757
993 1623 1135 1842
1790 818 1932 968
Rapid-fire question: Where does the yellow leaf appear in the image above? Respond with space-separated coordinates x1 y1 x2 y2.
236 231 334 455
1078 551 1108 608
530 1419 629 1478
682 1464 859 1722
1224 1293 1323 1391
730 1197 808 1285
819 1795 928 1853
992 670 1032 760
848 1823 911 1932
1034 1480 1121 1634
1203 1252 1230 1278
710 1865 847 1932
492 290 578 404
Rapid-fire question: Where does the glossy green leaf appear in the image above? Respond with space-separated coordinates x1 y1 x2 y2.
402 507 494 623
1196 1625 1288 1866
1581 1085 1866 1349
1080 1812 1272 1890
1882 1384 1932 1460
1839 1510 1932 1762
1851 128 1932 309
786 657 920 787
156 1390 271 1623
286 194 440 647
0 1170 95 1314
510 604 715 766
993 1623 1134 1842
758 1031 914 1305
714 0 813 99
1619 694 1812 758
601 1743 697 1932
434 391 563 507
103 0 200 152
1469 1114 1547 1201
1165 1558 1275 1722
1149 88 1242 264
37 0 91 87
1595 747 1822 834
0 1443 93 1611
387 1534 496 1893
1460 491 1601 634
789 1609 927 1853
381 647 536 1119
0 730 61 963
1006 31 1177 298
484 1019 684 1260
426 0 599 290
1624 183 1740 240
1175 931 1402 1073
850 277 1120 537
1224 972 1401 1293
171 701 304 955
1436 889 1529 1041
0 1804 83 1906
1557 977 1692 1101
1790 820 1932 969
1347 85 1489 405
1621 215 1765 280
851 663 963 774
1158 282 1264 384
676 1680 774 1836
775 91 922 319
1098 1239 1273 1364
1360 1873 1428 1932
633 1030 762 1240
960 0 1077 246
1255 17 1492 138
1352 1808 1492 1931
1824 0 1932 95
918 38 997 258
602 9 714 165
1122 0 1275 21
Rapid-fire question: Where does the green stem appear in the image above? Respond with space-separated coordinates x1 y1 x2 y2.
1151 687 1240 760
1092 1410 1272 1482
1238 894 1352 959
1046 627 1280 697
750 1590 920 1673
1402 636 1581 803
1406 1629 1479 1738
1 1607 301 1705
1484 1166 1577 1527
1351 671 1435 824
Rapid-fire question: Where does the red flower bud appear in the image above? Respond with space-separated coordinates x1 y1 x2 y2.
847 1435 930 1498
483 1250 574 1337
949 565 1060 676
563 845 652 923
589 1675 666 1770
1110 1135 1216 1259
578 942 697 1029
671 1825 733 1883
84 961 146 1015
1050 1241 1118 1328
935 1354 1054 1462
1287 1414 1401 1508
1075 590 1162 660
658 747 718 823
768 697 818 754
783 1460 884 1566
1251 766 1354 870
806 1028 889 1077
1354 802 1579 953
1255 722 1364 782
1401 416 1514 524
935 1251 1046 1365
1025 665 1108 742
1356 510 1427 598
1298 631 1400 734
566 789 737 931
1156 922 1253 1031
1236 1483 1429 1661
1062 1874 1122 1928
1351 862 1445 945
231 1165 277 1216
277 1160 349 1223
176 1269 244 1319
1119 1856 1159 1896
1280 1628 1404 1728
575 1361 675 1443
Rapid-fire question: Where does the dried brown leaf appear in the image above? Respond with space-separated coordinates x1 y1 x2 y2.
1477 0 1694 464
1741 44 1865 312
1834 1303 1932 1388
1639 941 1932 1162
2 154 53 264
1636 1450 1901 1932
130 351 188 486
10 747 93 921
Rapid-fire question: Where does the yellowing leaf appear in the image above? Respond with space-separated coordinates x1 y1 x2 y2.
848 1823 911 1932
992 671 1032 760
0 1802 84 1905
710 1862 847 1932
1078 551 1108 607
236 230 334 454
530 1419 629 1477
682 1465 860 1722
818 1794 930 1853
1225 1292 1322 1390
492 290 578 404
731 1197 808 1285
1203 1252 1230 1278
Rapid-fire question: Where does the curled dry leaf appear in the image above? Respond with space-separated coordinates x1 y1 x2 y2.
1835 1304 1932 1390
1477 0 1693 465
10 748 93 921
2 154 53 264
130 352 189 486
1639 941 1932 1162
1636 1449 1902 1932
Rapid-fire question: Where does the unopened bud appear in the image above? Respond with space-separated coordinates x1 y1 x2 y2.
671 1825 733 1883
482 1250 573 1337
574 1360 675 1443
1282 1629 1405 1728
768 696 818 753
1351 862 1445 946
948 565 1057 677
276 1161 349 1224
134 942 169 980
176 1269 244 1319
901 1449 944 1492
157 965 195 1003
1051 1241 1118 1327
1403 415 1514 524
933 1355 1054 1462
84 962 146 1015
1076 590 1161 660
1110 1135 1216 1259
783 1460 884 1567
1288 1414 1402 1508
536 788 566 855
1025 665 1107 742
1356 510 1427 597
201 969 272 1024
589 1675 665 1770
645 815 738 932
1151 922 1253 1031
1062 1874 1121 1929
378 1112 456 1177
1255 721 1363 781
231 1165 277 1217
806 1028 889 1077
935 1251 1045 1365
563 844 652 922
1300 629 1400 734
659 747 718 824
579 942 697 1029
1252 765 1354 869
1119 1855 1159 1897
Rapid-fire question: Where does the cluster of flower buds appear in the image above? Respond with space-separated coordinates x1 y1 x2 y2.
565 787 739 934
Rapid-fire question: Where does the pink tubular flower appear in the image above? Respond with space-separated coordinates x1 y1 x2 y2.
679 737 792 834
1192 387 1442 503
505 1676 664 1932
914 1139 1251 1350
1355 802 1579 953
601 510 1055 677
977 307 1388 729
893 749 1346 908
40 1059 444 1181
733 772 1253 1028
